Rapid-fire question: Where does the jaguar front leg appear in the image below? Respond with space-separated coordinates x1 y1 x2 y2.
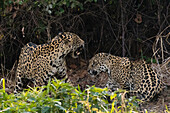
57 60 72 83
14 73 24 94
105 78 120 92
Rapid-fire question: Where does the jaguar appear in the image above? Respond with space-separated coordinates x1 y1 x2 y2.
88 53 163 102
14 32 84 93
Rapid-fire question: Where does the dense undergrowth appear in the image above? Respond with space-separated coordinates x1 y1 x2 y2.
0 0 169 70
0 78 141 113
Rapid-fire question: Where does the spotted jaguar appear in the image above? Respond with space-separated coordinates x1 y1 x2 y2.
14 32 84 93
88 53 163 102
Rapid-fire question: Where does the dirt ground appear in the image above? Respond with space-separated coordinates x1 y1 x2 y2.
0 56 170 112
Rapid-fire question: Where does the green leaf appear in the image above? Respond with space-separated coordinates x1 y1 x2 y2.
94 0 97 2
59 8 65 13
41 106 50 113
19 1 23 5
71 3 75 8
27 97 36 102
55 104 66 111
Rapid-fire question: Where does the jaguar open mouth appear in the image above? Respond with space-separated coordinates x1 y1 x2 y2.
71 45 84 58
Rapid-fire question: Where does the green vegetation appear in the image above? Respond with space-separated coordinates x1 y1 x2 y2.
0 0 169 112
0 0 101 15
0 78 140 113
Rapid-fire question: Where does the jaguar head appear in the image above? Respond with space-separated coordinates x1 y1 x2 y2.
69 32 84 58
51 32 84 58
88 53 110 77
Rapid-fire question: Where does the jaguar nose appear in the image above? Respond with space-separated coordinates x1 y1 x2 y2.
88 70 97 75
88 70 90 73
80 44 84 49
92 70 97 75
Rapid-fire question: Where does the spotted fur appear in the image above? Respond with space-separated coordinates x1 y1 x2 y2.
88 53 162 102
14 32 84 93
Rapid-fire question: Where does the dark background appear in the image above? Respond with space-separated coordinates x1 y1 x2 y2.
0 0 169 71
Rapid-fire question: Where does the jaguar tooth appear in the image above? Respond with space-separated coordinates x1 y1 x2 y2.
76 51 80 55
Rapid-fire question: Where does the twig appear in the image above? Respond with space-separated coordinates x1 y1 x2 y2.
47 21 51 42
120 0 125 57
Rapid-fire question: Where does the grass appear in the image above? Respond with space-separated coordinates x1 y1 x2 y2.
0 78 151 113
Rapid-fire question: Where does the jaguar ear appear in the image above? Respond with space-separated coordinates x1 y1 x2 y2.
58 32 63 36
